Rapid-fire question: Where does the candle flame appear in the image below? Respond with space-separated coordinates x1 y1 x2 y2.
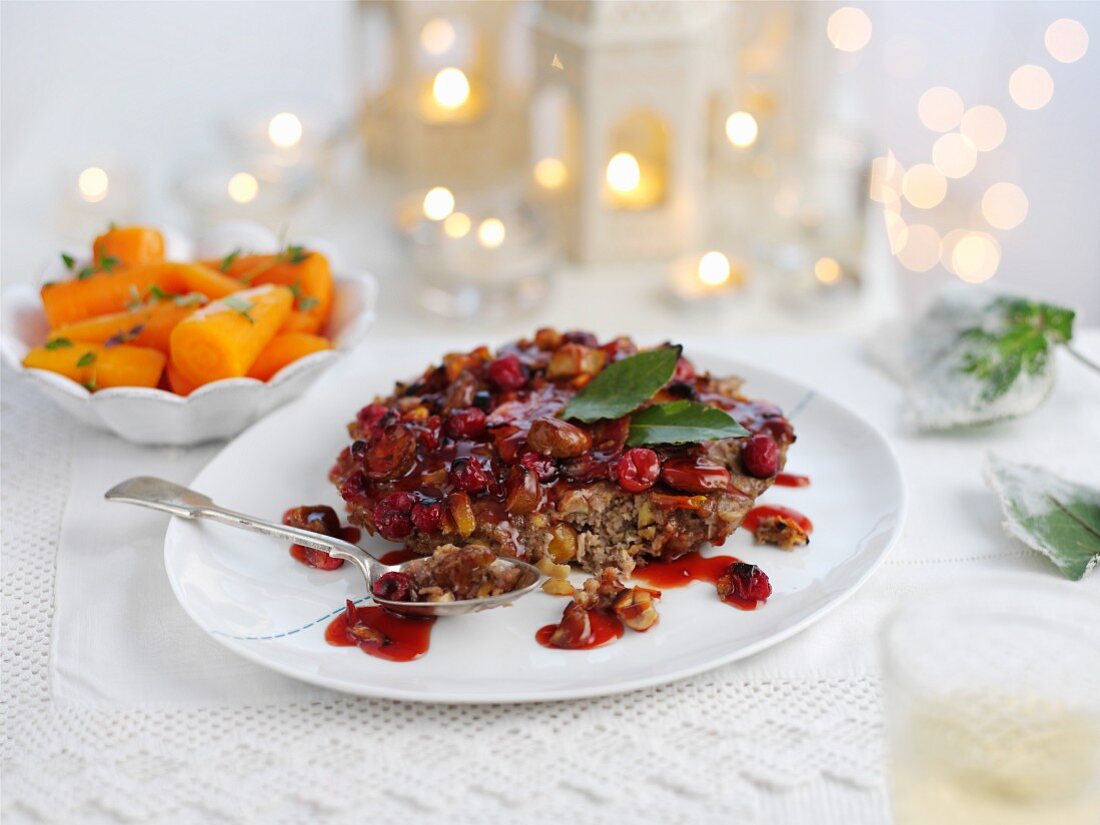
433 68 470 109
227 172 259 204
606 152 641 193
477 218 505 249
78 167 110 203
422 187 455 221
268 112 303 149
698 251 731 286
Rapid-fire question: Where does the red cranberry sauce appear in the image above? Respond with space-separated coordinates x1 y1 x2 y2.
633 552 772 610
325 600 435 662
774 473 811 487
536 609 624 650
743 505 814 534
282 505 360 570
329 331 795 548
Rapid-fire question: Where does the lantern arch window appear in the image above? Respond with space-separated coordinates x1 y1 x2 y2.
603 109 669 210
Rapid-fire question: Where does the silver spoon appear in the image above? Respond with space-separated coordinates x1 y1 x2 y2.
104 476 542 618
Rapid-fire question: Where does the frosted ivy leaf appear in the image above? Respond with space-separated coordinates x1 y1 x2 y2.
867 288 1075 431
984 454 1100 581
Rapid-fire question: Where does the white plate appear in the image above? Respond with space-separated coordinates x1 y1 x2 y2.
164 347 906 703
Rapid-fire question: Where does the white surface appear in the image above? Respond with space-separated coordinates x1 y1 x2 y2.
0 224 379 444
8 331 1097 823
162 346 905 702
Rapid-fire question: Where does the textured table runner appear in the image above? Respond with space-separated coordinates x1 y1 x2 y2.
4 332 1098 823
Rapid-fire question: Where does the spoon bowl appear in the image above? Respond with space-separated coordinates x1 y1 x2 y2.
105 476 543 617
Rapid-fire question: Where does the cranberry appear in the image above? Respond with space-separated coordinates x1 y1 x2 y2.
411 501 445 533
614 448 661 493
488 354 528 391
339 471 369 502
760 417 795 446
372 572 414 602
373 507 413 540
350 439 368 459
519 451 559 482
418 415 443 450
527 417 592 458
377 491 414 513
356 403 389 430
282 505 341 536
300 547 345 571
742 433 779 478
503 465 541 515
562 330 599 347
716 562 772 604
364 422 417 480
450 456 492 493
665 382 696 399
446 407 487 439
472 390 493 411
672 357 696 383
660 457 731 493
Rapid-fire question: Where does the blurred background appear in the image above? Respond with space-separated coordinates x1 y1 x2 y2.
3 1 1098 339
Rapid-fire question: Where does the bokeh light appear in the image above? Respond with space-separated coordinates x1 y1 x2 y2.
1009 65 1053 110
959 105 1007 152
981 182 1029 230
1045 19 1089 63
477 218 506 249
698 251 732 286
422 186 455 221
902 163 947 209
268 113 303 149
420 18 456 55
227 172 258 204
939 229 969 275
827 7 872 53
883 211 908 255
814 256 842 285
932 133 977 179
918 87 964 133
433 68 471 109
952 232 1001 282
897 223 941 272
443 212 471 239
606 152 641 193
869 153 904 205
534 157 567 190
725 111 759 148
77 166 109 203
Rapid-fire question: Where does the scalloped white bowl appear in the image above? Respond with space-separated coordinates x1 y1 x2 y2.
0 224 378 445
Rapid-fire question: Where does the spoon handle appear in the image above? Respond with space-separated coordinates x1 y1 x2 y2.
104 476 382 581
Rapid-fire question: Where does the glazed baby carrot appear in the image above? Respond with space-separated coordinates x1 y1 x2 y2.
165 360 198 396
218 250 334 333
279 310 323 335
51 301 197 354
92 226 165 266
41 263 189 328
23 341 165 390
175 262 245 300
169 284 293 385
247 333 331 381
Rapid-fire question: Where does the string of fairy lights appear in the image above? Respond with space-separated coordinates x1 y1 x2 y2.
825 6 1090 284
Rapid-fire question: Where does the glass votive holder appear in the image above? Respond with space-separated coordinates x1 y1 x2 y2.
221 102 345 177
881 574 1100 825
55 160 143 245
397 188 556 320
175 155 311 232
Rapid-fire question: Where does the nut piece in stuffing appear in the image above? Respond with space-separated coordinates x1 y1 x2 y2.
397 544 523 603
752 515 809 550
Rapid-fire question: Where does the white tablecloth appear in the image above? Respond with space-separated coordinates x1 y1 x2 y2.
3 332 1098 824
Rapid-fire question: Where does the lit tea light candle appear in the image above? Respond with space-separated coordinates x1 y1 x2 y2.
605 151 662 209
422 186 456 221
668 250 746 305
419 67 485 124
443 211 471 238
813 256 842 285
227 172 260 204
267 112 303 149
77 166 110 203
534 157 567 190
477 217 506 249
725 111 759 149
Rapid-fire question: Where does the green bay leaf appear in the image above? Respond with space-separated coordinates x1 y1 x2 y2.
984 453 1100 581
563 345 681 422
627 400 749 446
